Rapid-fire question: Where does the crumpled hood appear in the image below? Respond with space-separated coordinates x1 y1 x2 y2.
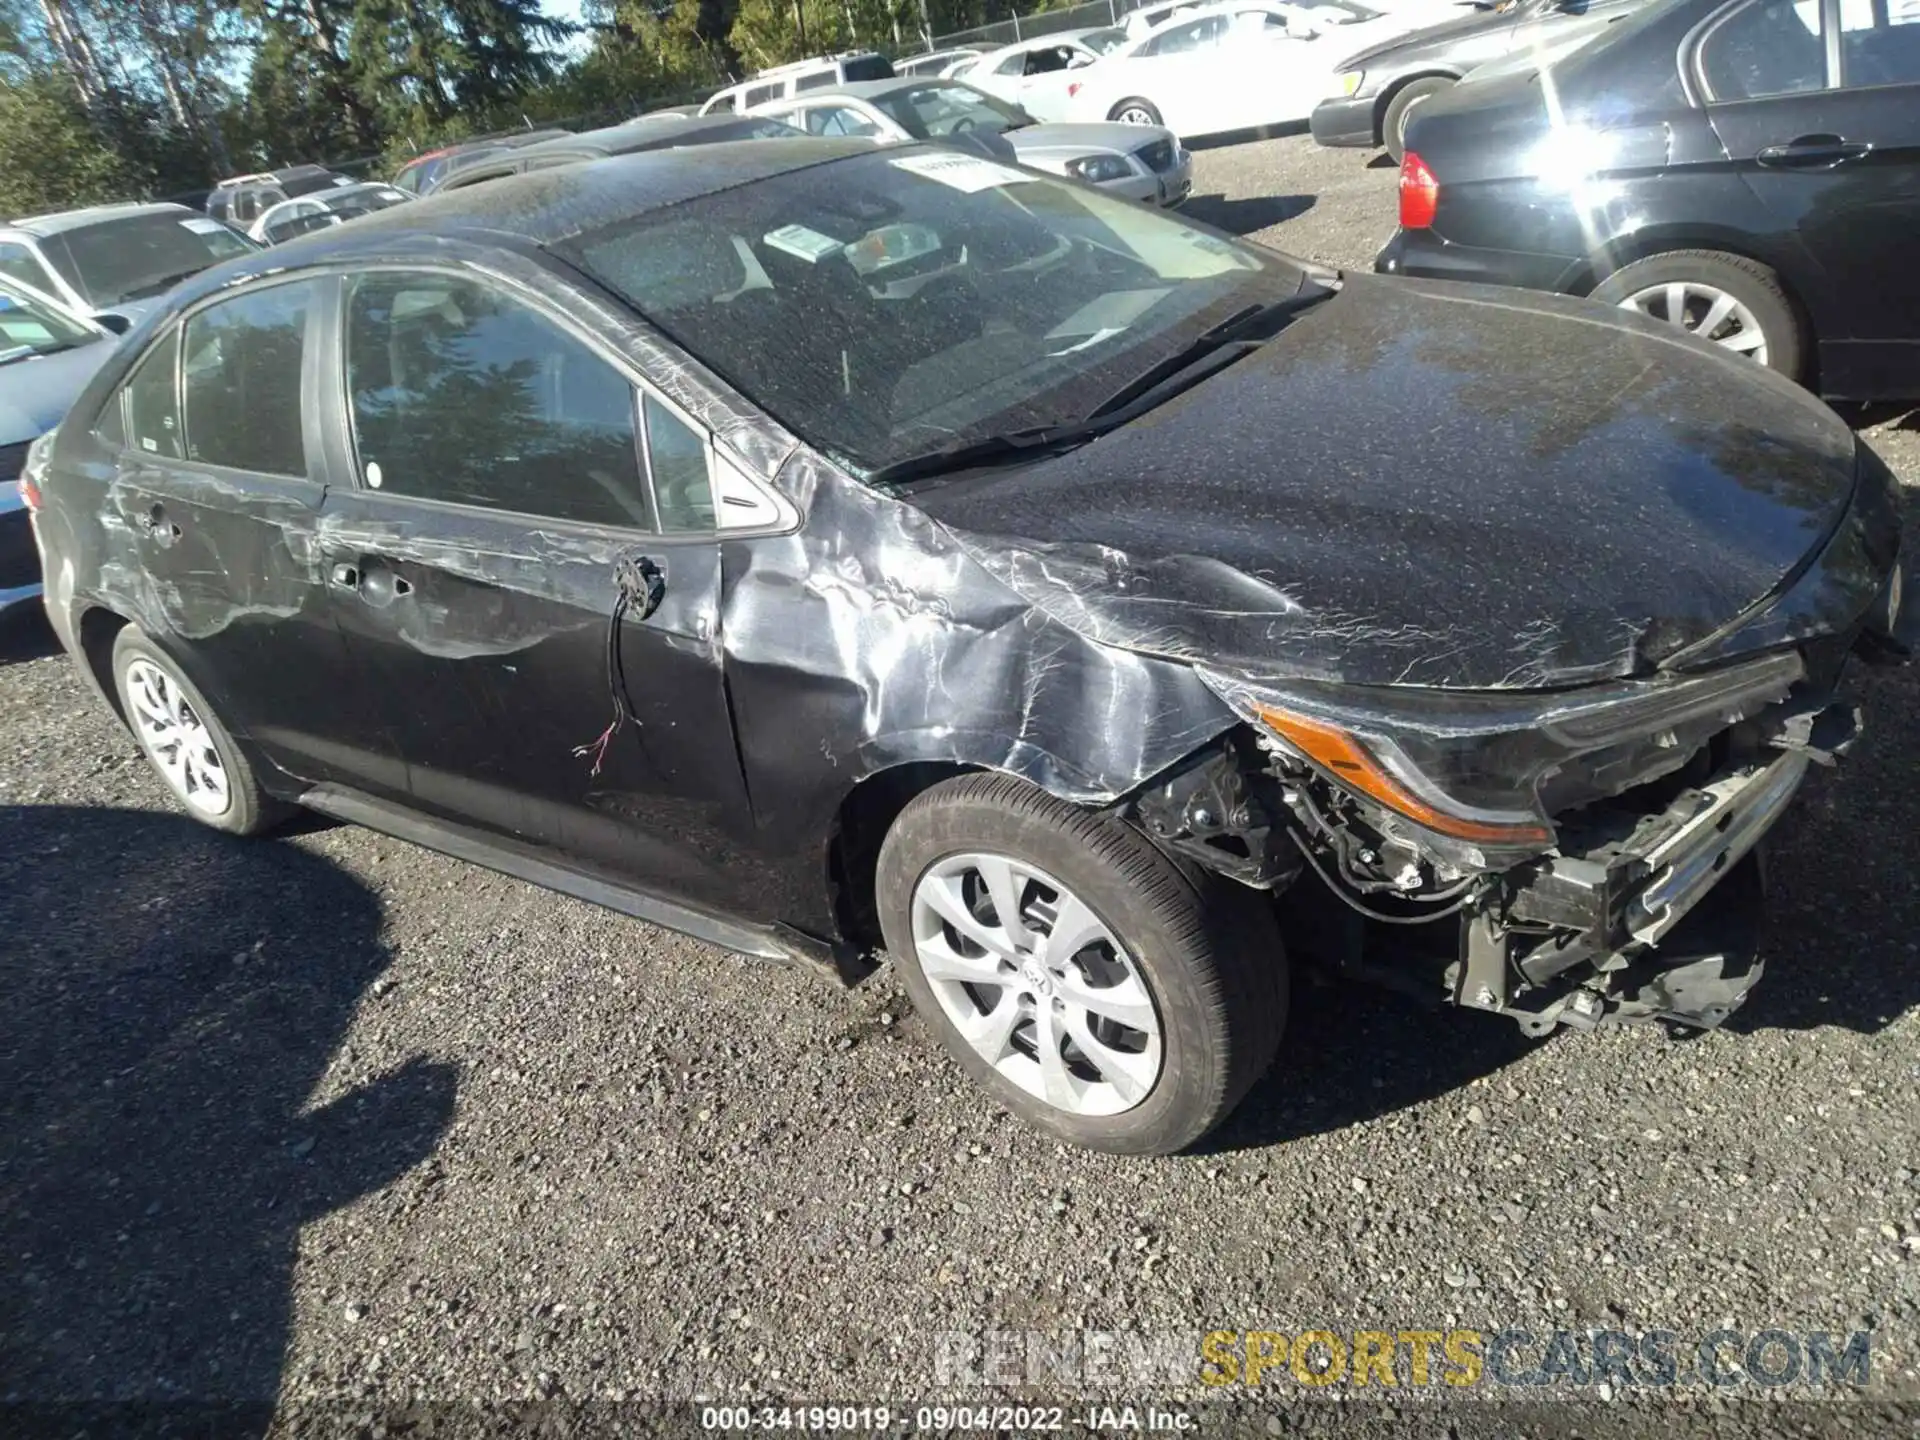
910 273 1865 690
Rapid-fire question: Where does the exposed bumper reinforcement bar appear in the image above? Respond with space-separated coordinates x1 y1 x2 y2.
1457 742 1828 1035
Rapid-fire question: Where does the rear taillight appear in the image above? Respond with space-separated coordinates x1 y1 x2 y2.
1067 81 1083 98
1398 150 1439 229
18 476 40 512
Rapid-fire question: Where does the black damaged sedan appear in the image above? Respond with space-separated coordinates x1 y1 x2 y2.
24 140 1912 1153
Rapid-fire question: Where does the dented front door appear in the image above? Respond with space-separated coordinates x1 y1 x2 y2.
315 493 757 911
313 266 758 913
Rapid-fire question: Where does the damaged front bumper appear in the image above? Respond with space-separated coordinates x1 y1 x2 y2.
1459 729 1845 1035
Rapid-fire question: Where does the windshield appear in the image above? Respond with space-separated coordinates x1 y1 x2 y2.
557 148 1301 475
45 213 255 307
0 282 99 360
1081 27 1128 52
872 83 1030 138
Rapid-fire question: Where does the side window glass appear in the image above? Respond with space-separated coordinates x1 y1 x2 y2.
1700 0 1830 100
122 332 183 459
813 106 881 137
1840 0 1920 86
709 92 738 112
996 51 1028 74
1026 47 1071 74
0 242 49 294
181 281 311 476
345 273 654 530
644 394 713 534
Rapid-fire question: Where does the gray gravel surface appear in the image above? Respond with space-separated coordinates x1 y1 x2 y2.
4 133 1918 1435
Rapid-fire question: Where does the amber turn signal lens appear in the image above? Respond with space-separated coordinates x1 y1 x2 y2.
1250 703 1553 847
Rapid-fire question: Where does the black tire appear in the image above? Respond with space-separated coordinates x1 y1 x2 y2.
876 773 1287 1154
1383 76 1453 163
1108 97 1164 128
1589 249 1806 381
111 627 284 836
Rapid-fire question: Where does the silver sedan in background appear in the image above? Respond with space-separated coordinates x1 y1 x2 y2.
751 78 1193 209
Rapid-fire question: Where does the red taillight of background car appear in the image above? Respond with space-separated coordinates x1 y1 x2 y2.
1399 151 1439 229
18 476 40 511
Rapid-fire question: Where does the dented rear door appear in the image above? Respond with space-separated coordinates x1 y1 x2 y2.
105 283 405 794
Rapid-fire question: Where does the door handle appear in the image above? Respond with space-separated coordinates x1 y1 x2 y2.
1756 135 1871 169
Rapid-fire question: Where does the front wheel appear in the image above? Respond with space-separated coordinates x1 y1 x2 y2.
1590 249 1806 379
876 774 1287 1154
1109 97 1164 128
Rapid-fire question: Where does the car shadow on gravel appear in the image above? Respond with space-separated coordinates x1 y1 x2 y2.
1200 978 1541 1154
1180 192 1317 236
1727 662 1920 1037
0 608 61 667
0 804 456 1406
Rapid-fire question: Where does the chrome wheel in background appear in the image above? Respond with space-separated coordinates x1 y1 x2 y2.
909 851 1162 1117
1617 281 1769 365
123 656 232 818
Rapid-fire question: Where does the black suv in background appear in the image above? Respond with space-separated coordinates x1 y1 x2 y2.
1375 0 1920 400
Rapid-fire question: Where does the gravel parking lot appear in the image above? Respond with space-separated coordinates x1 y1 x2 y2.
4 133 1918 1432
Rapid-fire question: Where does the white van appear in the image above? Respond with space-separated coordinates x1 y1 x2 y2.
698 52 896 115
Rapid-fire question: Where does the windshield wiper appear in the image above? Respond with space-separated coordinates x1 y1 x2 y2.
0 344 36 366
868 285 1338 489
1079 287 1335 425
867 423 1100 488
118 266 206 301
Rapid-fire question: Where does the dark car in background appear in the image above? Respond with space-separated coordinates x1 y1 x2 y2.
429 114 805 192
1310 0 1648 160
1376 0 1920 399
0 203 255 324
0 278 119 615
250 182 412 245
24 141 1908 1154
207 166 357 228
391 129 573 195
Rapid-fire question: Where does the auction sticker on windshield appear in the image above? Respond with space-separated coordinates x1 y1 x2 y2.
179 218 228 234
890 153 1027 193
763 224 843 263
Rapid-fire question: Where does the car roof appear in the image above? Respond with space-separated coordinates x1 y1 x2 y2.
6 201 195 235
517 114 790 158
180 138 877 277
977 25 1124 57
771 76 973 103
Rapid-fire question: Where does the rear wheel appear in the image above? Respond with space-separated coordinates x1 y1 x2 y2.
876 774 1287 1154
112 627 282 836
1109 97 1164 127
1591 249 1805 379
1383 76 1453 163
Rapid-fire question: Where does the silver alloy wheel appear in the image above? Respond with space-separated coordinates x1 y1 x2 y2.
123 657 232 818
1116 105 1157 126
1617 281 1769 365
909 852 1162 1116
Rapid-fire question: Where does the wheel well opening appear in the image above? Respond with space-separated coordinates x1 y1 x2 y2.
1376 72 1457 138
828 761 981 954
78 607 131 722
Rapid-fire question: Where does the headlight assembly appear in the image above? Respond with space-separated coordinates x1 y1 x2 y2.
1064 154 1137 184
1199 651 1804 852
1334 70 1364 97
